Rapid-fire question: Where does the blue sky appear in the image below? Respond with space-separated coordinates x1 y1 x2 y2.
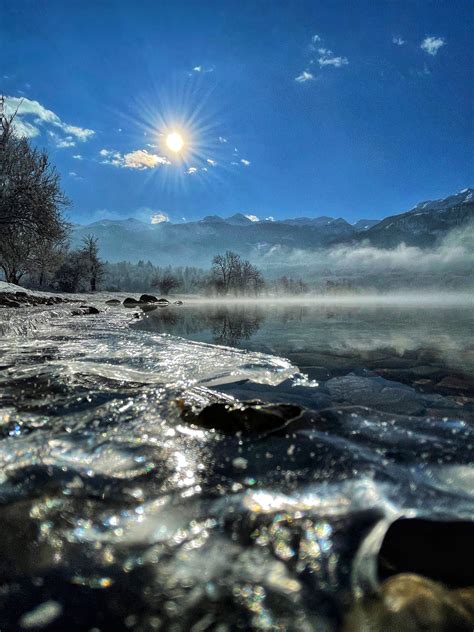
2 0 472 225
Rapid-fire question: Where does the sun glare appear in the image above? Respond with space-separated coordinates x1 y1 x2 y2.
166 132 184 153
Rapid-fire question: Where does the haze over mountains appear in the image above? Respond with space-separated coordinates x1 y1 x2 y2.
72 189 474 268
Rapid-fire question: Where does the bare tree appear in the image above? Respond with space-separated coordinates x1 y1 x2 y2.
81 235 103 291
211 251 264 295
0 98 70 283
212 251 241 294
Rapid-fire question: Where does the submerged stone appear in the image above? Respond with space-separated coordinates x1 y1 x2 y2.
325 373 426 415
345 574 474 631
183 401 303 435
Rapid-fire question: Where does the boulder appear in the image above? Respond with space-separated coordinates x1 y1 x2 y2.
123 297 140 307
139 294 159 304
157 297 171 304
105 299 121 305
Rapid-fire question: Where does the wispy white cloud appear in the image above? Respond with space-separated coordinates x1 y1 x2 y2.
206 158 217 166
72 154 83 160
69 171 77 177
99 148 171 170
150 211 169 224
295 70 315 83
192 65 214 73
240 159 251 166
218 136 227 143
392 36 405 46
317 52 348 67
420 36 445 56
4 96 94 147
245 214 259 222
300 34 348 76
186 166 198 174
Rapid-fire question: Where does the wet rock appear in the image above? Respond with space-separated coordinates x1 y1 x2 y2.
174 300 184 305
157 297 171 304
0 297 21 308
345 574 474 631
183 401 303 435
105 298 121 305
325 373 426 415
436 376 474 393
123 297 140 307
14 291 29 302
139 294 158 303
0 291 71 308
71 305 101 316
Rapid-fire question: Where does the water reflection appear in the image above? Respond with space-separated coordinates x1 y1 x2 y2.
139 304 265 347
137 302 474 380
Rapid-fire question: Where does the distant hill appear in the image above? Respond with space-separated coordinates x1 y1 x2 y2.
71 188 473 266
352 188 474 248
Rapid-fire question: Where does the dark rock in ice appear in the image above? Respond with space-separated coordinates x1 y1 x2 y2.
105 298 121 305
139 294 158 303
174 300 184 305
157 297 171 304
71 305 101 316
325 373 426 415
184 401 303 435
14 291 29 302
0 297 21 308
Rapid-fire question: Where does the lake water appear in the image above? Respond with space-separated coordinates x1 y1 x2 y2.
0 297 473 630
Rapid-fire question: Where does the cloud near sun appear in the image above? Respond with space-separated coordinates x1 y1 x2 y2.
99 148 170 170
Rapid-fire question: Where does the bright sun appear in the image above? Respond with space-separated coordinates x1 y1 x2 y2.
166 132 184 153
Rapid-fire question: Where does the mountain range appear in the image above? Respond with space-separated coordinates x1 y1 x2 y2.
72 188 474 267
